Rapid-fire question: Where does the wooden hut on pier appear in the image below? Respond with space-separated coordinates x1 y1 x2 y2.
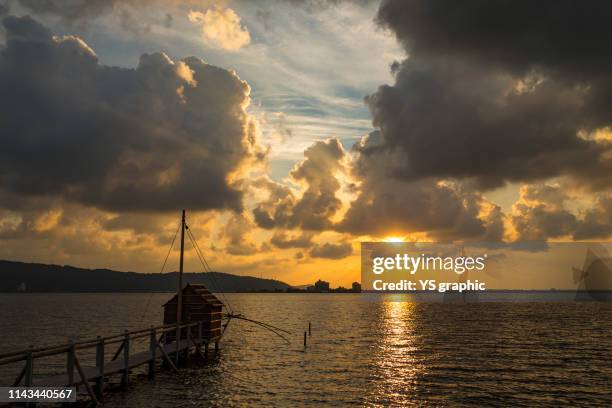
163 283 224 342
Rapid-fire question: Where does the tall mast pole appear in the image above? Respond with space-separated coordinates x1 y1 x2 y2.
174 210 186 365
177 209 185 325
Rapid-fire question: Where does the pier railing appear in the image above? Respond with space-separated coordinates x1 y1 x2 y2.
0 319 222 404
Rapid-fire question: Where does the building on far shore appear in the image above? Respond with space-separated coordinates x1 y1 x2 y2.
300 280 361 293
314 279 330 292
304 279 330 293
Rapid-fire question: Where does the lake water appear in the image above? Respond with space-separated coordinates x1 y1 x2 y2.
0 293 611 406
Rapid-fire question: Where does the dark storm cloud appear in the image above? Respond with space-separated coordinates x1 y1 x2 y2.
377 0 612 80
309 242 352 259
365 58 611 189
365 0 612 190
0 15 262 212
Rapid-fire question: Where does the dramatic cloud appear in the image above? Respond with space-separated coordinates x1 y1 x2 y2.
254 132 505 241
0 15 263 212
2 1 611 287
367 0 612 190
188 7 250 51
339 133 504 240
253 139 346 230
365 58 611 189
320 0 612 241
309 242 352 259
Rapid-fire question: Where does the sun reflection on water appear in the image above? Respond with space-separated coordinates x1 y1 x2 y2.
366 296 425 406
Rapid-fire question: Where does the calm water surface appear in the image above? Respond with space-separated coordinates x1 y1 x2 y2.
0 293 611 407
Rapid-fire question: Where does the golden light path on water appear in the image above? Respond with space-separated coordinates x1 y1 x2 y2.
368 295 424 405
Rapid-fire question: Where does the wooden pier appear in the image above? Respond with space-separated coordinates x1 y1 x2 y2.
0 211 233 405
0 319 223 405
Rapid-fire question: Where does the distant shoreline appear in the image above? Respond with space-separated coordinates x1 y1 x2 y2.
0 259 292 293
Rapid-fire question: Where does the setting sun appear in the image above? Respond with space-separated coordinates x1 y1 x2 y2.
383 236 405 243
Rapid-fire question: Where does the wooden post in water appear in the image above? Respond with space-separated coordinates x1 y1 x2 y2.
176 209 186 367
304 331 307 347
148 327 156 380
95 336 105 400
309 322 311 336
122 330 130 389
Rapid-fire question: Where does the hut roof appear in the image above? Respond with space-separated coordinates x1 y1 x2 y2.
163 283 224 307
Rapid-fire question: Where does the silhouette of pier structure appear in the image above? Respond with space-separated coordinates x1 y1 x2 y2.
0 211 227 404
0 319 223 404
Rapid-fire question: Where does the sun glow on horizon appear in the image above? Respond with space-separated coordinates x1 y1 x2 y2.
383 236 405 243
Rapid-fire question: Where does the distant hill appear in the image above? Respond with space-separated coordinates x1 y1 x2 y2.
0 260 291 293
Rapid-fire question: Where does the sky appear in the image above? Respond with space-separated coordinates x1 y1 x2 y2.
0 0 611 287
